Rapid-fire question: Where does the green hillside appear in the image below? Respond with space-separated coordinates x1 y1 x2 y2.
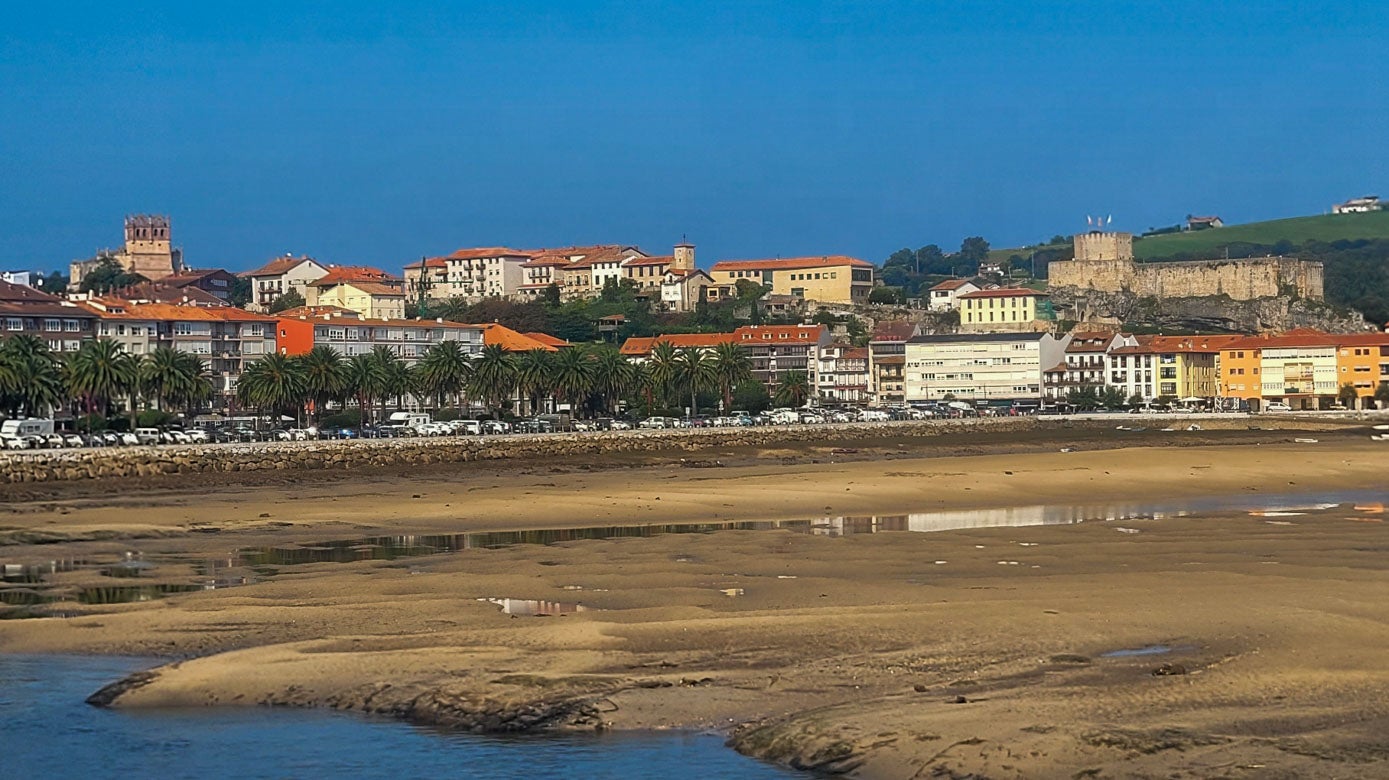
1133 211 1389 259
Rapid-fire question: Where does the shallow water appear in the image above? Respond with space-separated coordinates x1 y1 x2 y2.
0 654 797 779
4 488 1386 616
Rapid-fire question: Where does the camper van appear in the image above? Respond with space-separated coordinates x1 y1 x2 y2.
1 418 54 438
385 411 432 431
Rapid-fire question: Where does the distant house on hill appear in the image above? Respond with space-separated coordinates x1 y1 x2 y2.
1333 195 1382 214
1186 215 1224 231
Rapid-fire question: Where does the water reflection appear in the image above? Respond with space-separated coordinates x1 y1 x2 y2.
481 598 589 616
3 488 1386 618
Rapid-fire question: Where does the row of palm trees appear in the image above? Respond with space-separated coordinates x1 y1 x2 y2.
237 340 812 423
1 333 813 425
0 335 211 421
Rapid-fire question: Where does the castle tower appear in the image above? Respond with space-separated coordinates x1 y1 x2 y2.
1072 230 1134 262
673 240 695 272
121 214 181 278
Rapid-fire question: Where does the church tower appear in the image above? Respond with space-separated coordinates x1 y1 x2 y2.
673 240 695 272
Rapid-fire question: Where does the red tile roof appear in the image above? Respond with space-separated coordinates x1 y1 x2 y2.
1221 330 1389 351
522 332 572 348
711 255 873 272
403 257 448 270
733 324 828 344
0 279 63 304
929 279 976 291
619 333 738 355
958 287 1047 299
312 266 398 286
246 255 321 277
869 321 919 343
1111 334 1244 355
340 282 406 297
624 255 673 267
476 323 559 352
445 247 533 261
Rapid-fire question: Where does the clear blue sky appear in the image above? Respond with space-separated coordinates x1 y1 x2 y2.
2 1 1385 274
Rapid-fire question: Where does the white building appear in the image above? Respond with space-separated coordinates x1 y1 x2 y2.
1333 195 1382 214
904 332 1070 406
443 248 532 301
243 255 329 312
926 279 980 311
1 271 33 287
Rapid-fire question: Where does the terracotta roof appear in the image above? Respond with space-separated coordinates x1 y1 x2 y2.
619 333 738 355
522 332 572 348
929 279 975 291
246 255 322 277
339 282 406 297
0 300 96 318
733 324 827 344
446 247 533 261
312 266 398 286
1065 332 1118 353
624 255 673 267
403 257 448 270
1111 334 1244 355
841 347 869 360
1221 330 1389 351
0 279 63 304
82 299 274 323
111 282 226 306
957 287 1047 299
870 321 919 343
520 256 573 269
273 305 360 319
476 323 559 352
711 255 873 272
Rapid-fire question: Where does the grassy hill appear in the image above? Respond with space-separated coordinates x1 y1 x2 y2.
1134 211 1389 259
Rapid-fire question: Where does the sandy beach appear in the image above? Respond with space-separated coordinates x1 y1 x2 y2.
4 425 1389 778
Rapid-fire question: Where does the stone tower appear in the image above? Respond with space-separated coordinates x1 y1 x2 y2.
120 214 183 278
1072 230 1134 262
673 240 695 272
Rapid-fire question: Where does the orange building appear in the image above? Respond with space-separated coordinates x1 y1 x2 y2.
1220 330 1389 410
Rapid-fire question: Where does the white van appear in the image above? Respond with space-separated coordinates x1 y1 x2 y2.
1 419 54 438
387 411 431 429
135 427 162 445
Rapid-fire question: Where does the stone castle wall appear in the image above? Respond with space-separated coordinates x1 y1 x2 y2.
1049 257 1324 301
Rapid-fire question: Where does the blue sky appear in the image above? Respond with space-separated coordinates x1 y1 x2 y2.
2 1 1385 273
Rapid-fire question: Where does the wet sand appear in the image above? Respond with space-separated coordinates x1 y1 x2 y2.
4 430 1389 778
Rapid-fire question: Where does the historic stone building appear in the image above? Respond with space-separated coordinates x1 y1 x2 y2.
1048 231 1323 301
70 215 185 290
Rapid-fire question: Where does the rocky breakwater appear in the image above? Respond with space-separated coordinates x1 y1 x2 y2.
0 418 1048 485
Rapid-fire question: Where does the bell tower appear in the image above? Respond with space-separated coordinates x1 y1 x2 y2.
673 238 695 272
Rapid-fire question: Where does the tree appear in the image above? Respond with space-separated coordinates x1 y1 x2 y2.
1337 382 1359 409
550 346 595 414
415 340 473 410
0 335 65 418
344 353 387 427
958 237 991 266
140 347 203 412
268 289 306 314
237 353 306 420
1127 393 1146 408
868 286 904 305
1099 386 1128 410
541 282 562 308
646 341 680 408
1065 385 1101 411
1375 381 1389 409
774 370 811 408
589 347 636 415
730 379 771 413
78 256 146 293
914 244 948 275
66 338 138 423
229 276 253 308
470 344 517 417
711 342 752 411
674 347 717 416
372 346 414 419
37 270 68 294
300 346 347 423
513 348 554 415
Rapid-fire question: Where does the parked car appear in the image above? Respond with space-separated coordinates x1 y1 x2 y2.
1265 402 1292 412
480 420 511 435
0 434 28 450
62 433 85 447
184 429 209 444
134 428 161 446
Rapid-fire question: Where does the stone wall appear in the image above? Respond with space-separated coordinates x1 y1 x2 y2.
1049 256 1324 301
0 420 1043 485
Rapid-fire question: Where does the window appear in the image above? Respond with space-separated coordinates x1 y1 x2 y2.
173 323 193 336
63 319 80 332
44 319 61 331
6 317 22 331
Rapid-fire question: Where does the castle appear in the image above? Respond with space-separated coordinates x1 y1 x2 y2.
1048 231 1323 301
70 215 185 290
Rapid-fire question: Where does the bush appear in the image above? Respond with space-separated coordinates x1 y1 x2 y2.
320 410 364 429
75 413 108 432
433 407 463 422
136 410 177 428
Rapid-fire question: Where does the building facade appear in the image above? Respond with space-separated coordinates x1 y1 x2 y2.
0 280 98 354
709 256 875 304
904 332 1070 406
957 288 1050 332
927 279 980 311
816 344 870 404
244 256 329 311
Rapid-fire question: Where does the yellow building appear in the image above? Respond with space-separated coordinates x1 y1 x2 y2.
709 256 874 304
957 288 1050 332
306 266 406 320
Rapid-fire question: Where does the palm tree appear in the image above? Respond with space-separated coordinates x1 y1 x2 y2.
774 370 811 408
416 340 474 410
674 347 717 417
140 347 194 411
0 335 64 418
377 350 415 417
470 344 517 418
646 340 679 409
711 342 752 412
344 353 387 427
300 345 346 424
176 352 213 417
513 348 554 416
237 353 307 420
67 338 138 424
589 347 636 415
550 346 594 415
